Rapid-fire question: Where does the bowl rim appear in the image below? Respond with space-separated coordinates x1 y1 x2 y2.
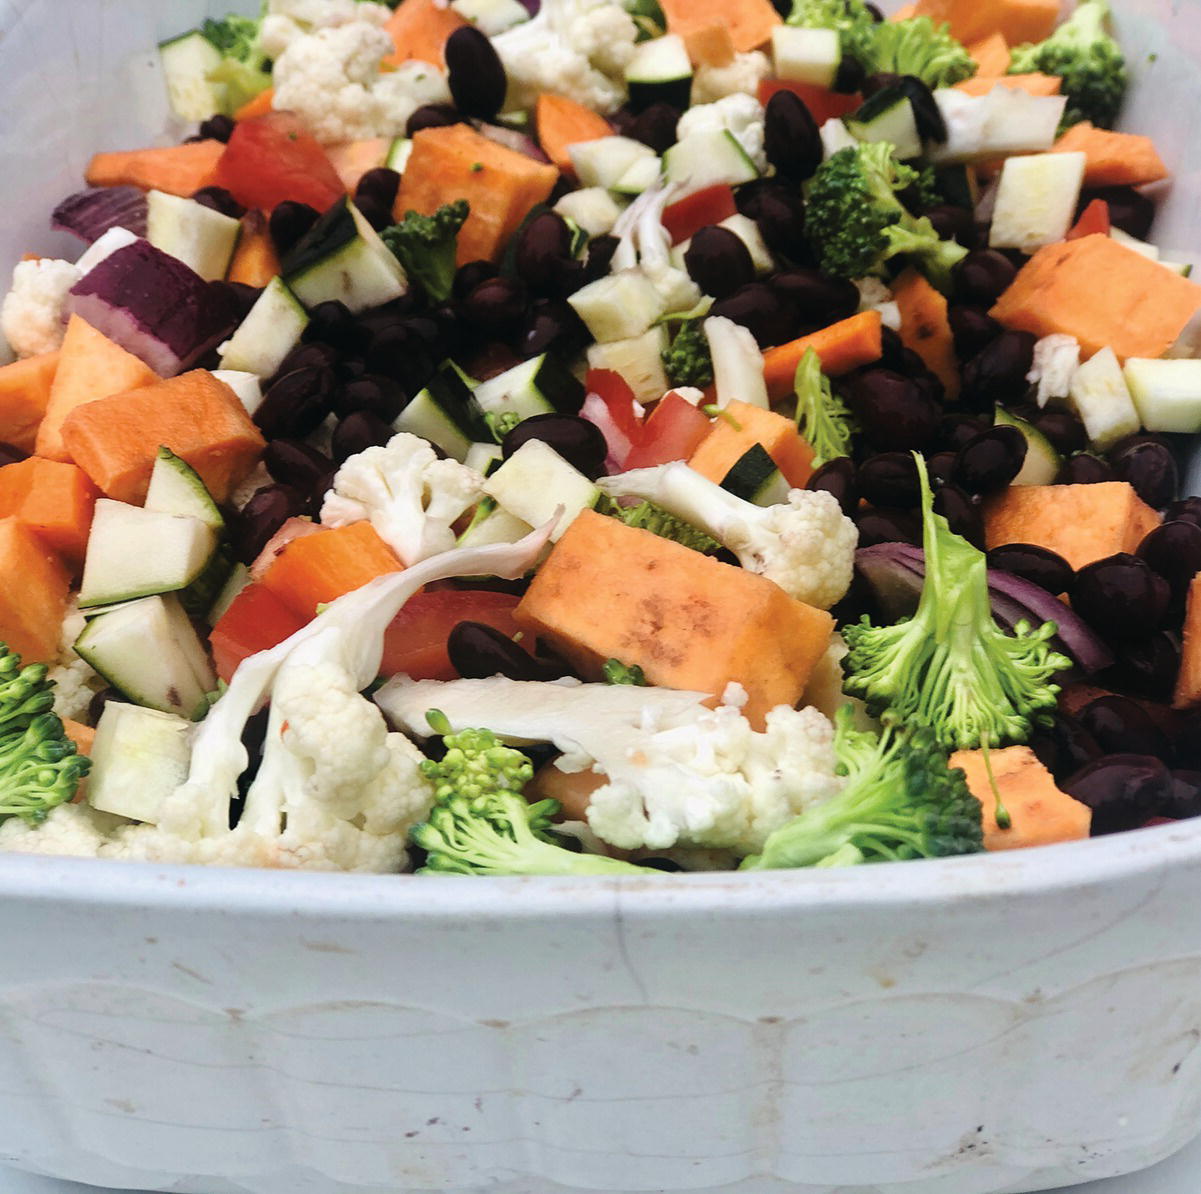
0 814 1196 919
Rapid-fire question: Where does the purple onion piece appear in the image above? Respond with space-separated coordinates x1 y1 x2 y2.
52 188 148 243
472 120 552 163
516 0 540 15
853 543 1114 675
67 240 240 376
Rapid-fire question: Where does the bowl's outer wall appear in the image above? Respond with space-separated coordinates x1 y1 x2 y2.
4 2 1201 1193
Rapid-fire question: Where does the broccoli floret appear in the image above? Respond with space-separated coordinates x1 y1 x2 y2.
863 18 977 89
842 456 1070 754
662 319 714 389
792 347 856 466
603 659 647 686
412 713 654 876
909 164 945 212
787 0 879 68
608 500 722 554
741 706 984 869
0 645 89 825
1008 0 1127 128
804 143 968 291
201 14 272 115
382 201 471 305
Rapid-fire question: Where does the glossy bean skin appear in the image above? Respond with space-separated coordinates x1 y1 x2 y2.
1027 713 1102 783
448 622 561 682
1032 409 1088 457
463 276 529 333
502 414 608 480
1078 185 1156 240
948 305 1001 359
198 114 235 142
735 181 810 263
1063 753 1173 836
445 26 507 120
520 298 590 359
263 439 335 491
231 484 308 565
1101 630 1182 704
303 300 371 354
769 269 860 327
406 104 464 137
192 185 245 219
857 452 921 509
1110 438 1178 509
954 250 1018 305
268 200 319 257
514 211 577 295
684 227 756 301
1078 694 1173 761
253 365 337 440
1072 553 1171 642
924 204 978 247
763 90 822 182
806 457 858 516
333 374 406 422
986 543 1074 595
453 260 499 302
355 167 401 215
332 410 395 462
1137 521 1201 604
709 284 794 348
843 369 940 451
932 483 985 548
959 331 1036 409
952 425 1027 495
855 507 922 548
627 103 681 154
1056 453 1114 485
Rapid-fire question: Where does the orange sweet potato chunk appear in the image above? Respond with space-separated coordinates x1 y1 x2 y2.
383 0 469 67
658 0 781 54
955 73 1061 97
0 351 58 453
394 125 559 264
1174 576 1201 710
893 268 960 400
60 370 265 506
990 235 1201 362
0 457 99 570
1051 122 1169 188
983 482 1160 571
967 32 1011 76
515 510 834 726
913 0 1058 47
951 745 1092 851
688 400 815 489
0 517 70 663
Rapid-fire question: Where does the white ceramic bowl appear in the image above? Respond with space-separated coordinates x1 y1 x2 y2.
3 2 1201 1192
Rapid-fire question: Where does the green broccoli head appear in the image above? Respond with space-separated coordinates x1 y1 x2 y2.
381 200 471 305
842 456 1071 752
202 14 272 114
787 0 879 66
792 347 856 467
662 318 714 389
412 713 654 876
804 143 967 288
0 644 90 825
742 706 984 869
608 500 722 555
864 17 978 89
1009 0 1128 128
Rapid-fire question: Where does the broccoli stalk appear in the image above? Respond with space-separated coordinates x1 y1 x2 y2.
662 318 714 389
607 500 722 555
603 659 647 686
862 18 978 89
804 142 968 291
786 0 879 68
1009 0 1127 128
741 706 984 869
842 455 1070 758
412 713 654 876
382 200 471 305
201 14 272 115
0 645 89 825
792 347 856 466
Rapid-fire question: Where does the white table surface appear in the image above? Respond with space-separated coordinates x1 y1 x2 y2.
5 1133 1201 1194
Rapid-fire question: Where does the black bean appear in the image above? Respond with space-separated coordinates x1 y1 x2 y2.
710 283 792 348
736 181 809 263
355 167 401 214
502 414 608 480
1028 713 1102 783
268 201 319 257
1137 521 1201 605
1073 553 1171 641
453 259 499 302
855 507 922 548
0 443 27 468
952 425 1027 495
1032 408 1088 456
87 686 130 725
355 196 393 232
1101 631 1182 704
446 26 507 119
462 276 529 333
764 90 822 182
308 467 339 518
684 227 756 301
270 341 338 384
833 55 866 94
215 282 259 324
1110 438 1178 509
198 114 236 143
858 452 921 509
333 374 405 422
303 300 372 354
406 103 464 137
806 457 858 516
448 622 557 682
987 543 1074 594
1167 496 1201 527
1056 453 1114 485
514 210 577 294
263 439 336 491
935 414 987 453
925 204 977 246
865 1 886 17
1078 186 1156 240
948 305 1001 360
960 331 1036 408
954 249 1019 306
932 483 985 548
627 103 680 154
844 368 940 451
926 450 958 484
1064 753 1172 835
584 234 620 282
367 326 436 394
769 269 860 326
231 484 308 565
521 298 590 359
191 185 246 219
332 410 395 463
1164 770 1201 820
254 365 337 440
1079 695 1173 760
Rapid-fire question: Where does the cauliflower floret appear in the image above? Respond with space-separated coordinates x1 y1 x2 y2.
260 0 391 58
1028 333 1081 409
854 276 902 332
565 2 639 77
691 51 772 106
378 677 843 854
0 803 126 857
1 258 81 358
676 90 768 172
47 600 105 724
321 431 486 566
373 60 454 130
599 462 858 609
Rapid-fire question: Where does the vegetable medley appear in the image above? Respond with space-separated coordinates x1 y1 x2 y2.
0 0 1195 876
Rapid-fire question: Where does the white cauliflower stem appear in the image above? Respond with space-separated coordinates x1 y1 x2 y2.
378 676 842 854
1 258 81 358
321 432 486 566
599 461 858 610
692 52 772 105
260 0 391 59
